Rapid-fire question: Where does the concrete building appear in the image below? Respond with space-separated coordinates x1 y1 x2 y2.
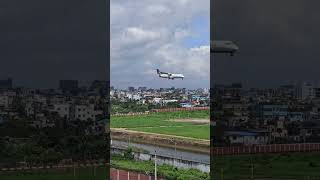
75 104 96 121
50 104 70 119
225 130 269 146
257 104 288 120
0 78 12 89
296 82 315 100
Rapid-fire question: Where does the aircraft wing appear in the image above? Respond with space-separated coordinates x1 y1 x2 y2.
161 71 169 74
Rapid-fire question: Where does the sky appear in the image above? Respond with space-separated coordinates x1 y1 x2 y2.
0 0 108 89
2 1 320 90
111 0 210 89
212 0 320 88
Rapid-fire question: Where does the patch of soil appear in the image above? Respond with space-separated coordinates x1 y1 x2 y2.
169 118 210 125
111 128 210 154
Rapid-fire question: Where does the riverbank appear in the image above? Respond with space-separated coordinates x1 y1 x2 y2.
111 128 210 154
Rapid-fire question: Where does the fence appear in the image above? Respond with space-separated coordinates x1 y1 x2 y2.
113 107 209 116
112 147 210 173
110 168 164 180
151 107 209 113
212 143 320 155
0 163 163 180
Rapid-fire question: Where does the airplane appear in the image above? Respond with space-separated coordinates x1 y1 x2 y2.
156 69 184 80
211 40 239 56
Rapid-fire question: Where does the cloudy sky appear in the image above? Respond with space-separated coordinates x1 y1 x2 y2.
111 0 210 89
212 0 320 88
0 0 108 88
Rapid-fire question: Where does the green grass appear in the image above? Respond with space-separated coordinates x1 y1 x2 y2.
111 110 210 139
212 152 320 179
131 125 210 139
111 110 209 128
0 167 109 180
111 155 209 180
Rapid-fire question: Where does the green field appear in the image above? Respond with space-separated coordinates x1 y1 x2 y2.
132 125 209 139
111 110 210 139
213 152 320 179
0 167 109 180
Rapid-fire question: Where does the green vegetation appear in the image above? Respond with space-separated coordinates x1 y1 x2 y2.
0 135 108 167
212 152 320 179
132 125 209 139
0 120 108 166
111 99 182 114
111 110 210 139
111 103 149 114
111 155 209 180
0 167 108 180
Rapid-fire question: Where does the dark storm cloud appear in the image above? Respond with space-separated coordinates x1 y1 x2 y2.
211 0 320 88
0 0 108 88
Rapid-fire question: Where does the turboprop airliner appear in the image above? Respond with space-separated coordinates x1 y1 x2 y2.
211 40 239 56
156 69 184 80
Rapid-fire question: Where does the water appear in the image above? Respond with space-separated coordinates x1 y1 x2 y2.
111 139 210 164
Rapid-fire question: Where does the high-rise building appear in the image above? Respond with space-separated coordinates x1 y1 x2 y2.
128 87 135 92
138 87 147 91
296 82 315 100
59 80 78 92
0 78 12 89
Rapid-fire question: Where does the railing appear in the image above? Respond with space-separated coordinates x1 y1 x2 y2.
212 143 320 155
112 107 209 116
152 107 209 112
110 168 165 180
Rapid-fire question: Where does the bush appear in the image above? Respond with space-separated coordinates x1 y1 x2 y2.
123 147 134 160
309 161 317 167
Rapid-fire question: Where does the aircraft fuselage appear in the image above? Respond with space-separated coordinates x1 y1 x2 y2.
211 40 239 56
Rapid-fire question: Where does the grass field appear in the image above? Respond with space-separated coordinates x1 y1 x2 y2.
131 125 209 139
212 152 320 179
0 167 109 180
111 110 210 139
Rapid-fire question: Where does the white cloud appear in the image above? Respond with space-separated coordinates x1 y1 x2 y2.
174 29 190 41
122 27 161 43
111 0 210 89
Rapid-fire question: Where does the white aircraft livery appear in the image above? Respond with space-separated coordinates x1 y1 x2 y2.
156 69 184 80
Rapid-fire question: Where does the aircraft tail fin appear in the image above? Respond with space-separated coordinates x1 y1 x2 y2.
156 69 160 74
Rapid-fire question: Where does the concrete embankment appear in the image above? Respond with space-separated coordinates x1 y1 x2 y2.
111 146 210 173
111 128 210 154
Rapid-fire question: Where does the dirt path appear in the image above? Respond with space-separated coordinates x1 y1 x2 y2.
111 128 210 154
168 118 210 124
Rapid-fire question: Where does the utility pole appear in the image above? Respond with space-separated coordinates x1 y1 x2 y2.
221 168 224 180
173 141 177 167
93 166 96 180
251 163 254 180
154 150 157 180
73 164 76 179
